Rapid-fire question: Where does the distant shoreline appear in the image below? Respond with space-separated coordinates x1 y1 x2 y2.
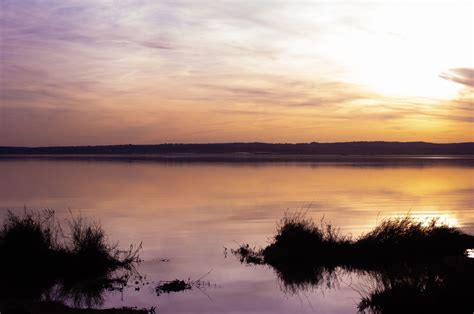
1 142 473 157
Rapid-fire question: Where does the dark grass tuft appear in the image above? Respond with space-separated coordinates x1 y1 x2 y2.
262 212 351 266
0 210 140 280
235 213 474 269
233 213 474 312
232 244 264 265
0 210 142 311
355 216 474 260
67 217 141 277
0 210 57 260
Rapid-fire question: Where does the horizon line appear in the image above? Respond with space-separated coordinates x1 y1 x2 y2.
2 141 474 149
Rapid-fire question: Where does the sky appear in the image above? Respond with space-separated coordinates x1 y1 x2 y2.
0 0 473 146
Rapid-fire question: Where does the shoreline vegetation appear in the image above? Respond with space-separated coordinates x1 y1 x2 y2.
0 210 149 314
2 209 473 313
233 213 474 313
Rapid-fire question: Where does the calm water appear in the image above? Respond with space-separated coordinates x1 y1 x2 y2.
1 158 473 313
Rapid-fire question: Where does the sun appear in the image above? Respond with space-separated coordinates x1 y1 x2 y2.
336 2 473 100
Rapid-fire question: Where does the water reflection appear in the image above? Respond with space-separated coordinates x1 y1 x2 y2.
358 262 474 313
0 270 134 312
234 257 474 313
0 159 473 313
232 210 474 313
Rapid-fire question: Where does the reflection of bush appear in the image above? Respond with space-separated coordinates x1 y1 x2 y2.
358 260 474 314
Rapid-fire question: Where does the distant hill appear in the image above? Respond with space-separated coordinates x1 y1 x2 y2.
0 142 473 155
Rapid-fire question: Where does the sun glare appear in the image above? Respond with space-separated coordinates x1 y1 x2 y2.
337 2 473 99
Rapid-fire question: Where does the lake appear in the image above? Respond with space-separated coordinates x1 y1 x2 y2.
1 157 473 313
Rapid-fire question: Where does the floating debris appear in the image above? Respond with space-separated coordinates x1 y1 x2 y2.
155 270 217 297
155 279 192 295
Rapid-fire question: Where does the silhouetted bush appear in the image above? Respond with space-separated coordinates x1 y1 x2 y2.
67 217 140 277
1 210 56 256
262 212 351 266
0 210 142 313
234 213 474 268
0 210 140 279
233 213 474 313
355 216 474 260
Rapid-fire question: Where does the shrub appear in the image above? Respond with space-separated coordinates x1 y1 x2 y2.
0 210 141 309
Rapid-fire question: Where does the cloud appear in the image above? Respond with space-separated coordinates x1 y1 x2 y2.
440 68 474 88
0 1 473 145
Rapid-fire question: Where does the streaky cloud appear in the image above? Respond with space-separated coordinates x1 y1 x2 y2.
440 68 474 89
